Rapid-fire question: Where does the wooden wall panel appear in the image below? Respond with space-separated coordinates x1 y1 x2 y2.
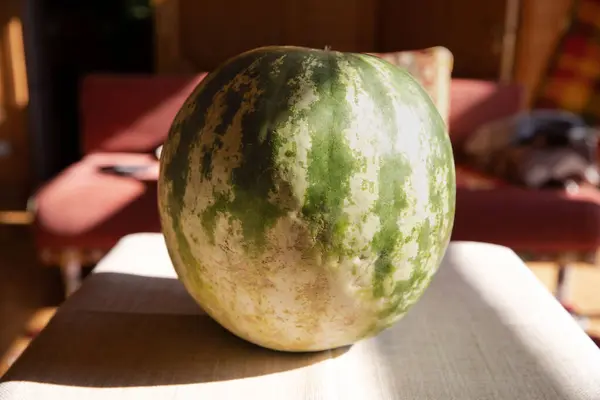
514 0 575 106
179 0 283 71
153 0 523 81
0 0 30 206
280 0 376 53
154 0 377 73
378 0 512 80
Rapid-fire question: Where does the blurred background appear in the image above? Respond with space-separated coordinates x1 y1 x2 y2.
1 0 600 375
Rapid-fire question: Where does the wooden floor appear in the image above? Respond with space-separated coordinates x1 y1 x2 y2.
0 223 599 376
0 224 63 375
528 262 600 339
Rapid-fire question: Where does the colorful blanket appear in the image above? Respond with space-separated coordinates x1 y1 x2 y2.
534 0 600 124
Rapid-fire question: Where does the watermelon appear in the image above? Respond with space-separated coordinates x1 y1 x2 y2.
158 45 456 352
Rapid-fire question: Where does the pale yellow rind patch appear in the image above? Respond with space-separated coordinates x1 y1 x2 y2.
273 56 321 207
336 59 381 256
351 56 453 328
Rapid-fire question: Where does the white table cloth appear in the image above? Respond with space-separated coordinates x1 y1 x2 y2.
2 233 600 399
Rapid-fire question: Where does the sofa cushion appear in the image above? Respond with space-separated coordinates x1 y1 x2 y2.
31 153 161 250
372 46 454 124
449 79 524 150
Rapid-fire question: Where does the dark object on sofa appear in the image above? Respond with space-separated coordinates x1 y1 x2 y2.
464 110 600 191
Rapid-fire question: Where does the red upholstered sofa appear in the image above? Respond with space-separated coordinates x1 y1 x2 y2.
30 74 600 309
30 74 206 294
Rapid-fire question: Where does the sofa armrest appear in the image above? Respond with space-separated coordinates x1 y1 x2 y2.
79 73 207 155
449 78 525 150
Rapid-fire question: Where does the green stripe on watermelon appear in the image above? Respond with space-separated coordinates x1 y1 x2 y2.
158 46 456 352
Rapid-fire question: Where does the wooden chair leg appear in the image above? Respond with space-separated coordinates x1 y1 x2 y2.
60 250 83 297
555 263 573 304
556 262 590 330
